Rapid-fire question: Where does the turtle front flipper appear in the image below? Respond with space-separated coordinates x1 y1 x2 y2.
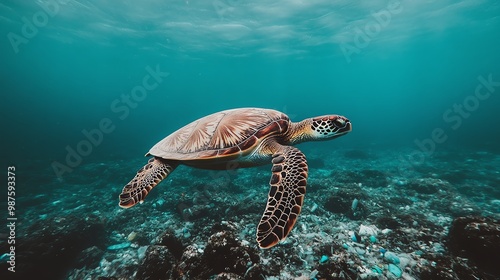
256 146 308 248
119 157 177 208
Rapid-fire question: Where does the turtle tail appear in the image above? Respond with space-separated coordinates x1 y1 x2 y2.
119 157 177 208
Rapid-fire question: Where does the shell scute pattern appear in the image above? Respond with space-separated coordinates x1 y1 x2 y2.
149 108 290 160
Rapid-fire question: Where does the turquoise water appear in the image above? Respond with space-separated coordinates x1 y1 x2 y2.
1 1 500 279
2 0 500 170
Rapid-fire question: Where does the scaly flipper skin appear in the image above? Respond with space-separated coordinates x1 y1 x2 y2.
256 146 308 248
119 157 177 208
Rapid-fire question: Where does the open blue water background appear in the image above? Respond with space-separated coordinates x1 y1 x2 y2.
1 0 499 173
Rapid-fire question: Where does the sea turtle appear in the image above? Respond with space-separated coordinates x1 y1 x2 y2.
119 108 351 248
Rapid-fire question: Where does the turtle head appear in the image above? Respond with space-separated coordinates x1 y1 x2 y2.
286 115 351 144
310 115 352 140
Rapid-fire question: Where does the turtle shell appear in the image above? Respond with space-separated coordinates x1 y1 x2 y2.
148 108 290 161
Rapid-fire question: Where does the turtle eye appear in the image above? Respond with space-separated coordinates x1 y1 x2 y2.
332 118 345 128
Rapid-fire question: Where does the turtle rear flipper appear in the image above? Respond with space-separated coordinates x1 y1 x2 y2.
256 146 308 248
119 157 177 208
